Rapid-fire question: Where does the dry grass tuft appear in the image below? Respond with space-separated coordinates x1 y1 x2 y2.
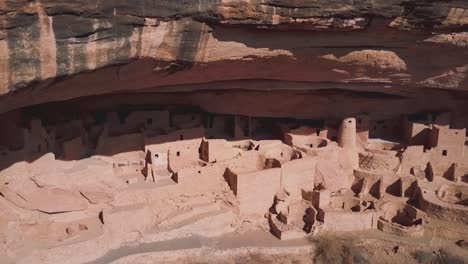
309 233 369 264
309 233 466 264
412 248 465 264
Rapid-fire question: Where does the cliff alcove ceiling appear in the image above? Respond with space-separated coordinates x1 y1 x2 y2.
0 0 467 114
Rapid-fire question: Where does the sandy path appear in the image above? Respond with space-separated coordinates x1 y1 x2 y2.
87 230 311 264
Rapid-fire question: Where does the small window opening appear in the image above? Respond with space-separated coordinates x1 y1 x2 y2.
198 170 201 174
155 154 159 158
177 151 180 157
442 150 448 156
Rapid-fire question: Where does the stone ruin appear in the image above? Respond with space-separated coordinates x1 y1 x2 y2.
0 105 467 263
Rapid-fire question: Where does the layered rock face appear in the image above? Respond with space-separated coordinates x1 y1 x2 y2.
0 0 467 114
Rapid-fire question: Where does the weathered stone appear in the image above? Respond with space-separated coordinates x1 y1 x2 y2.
0 1 466 114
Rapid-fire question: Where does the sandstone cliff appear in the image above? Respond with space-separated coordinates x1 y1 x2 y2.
0 0 467 113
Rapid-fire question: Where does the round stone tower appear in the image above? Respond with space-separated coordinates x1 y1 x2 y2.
338 118 357 149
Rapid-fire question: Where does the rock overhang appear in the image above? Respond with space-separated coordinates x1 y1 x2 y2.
0 0 466 114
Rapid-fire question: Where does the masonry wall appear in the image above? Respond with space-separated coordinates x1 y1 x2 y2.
24 119 54 158
173 164 225 193
321 211 377 232
124 111 170 132
200 139 239 163
404 121 430 146
370 118 401 141
236 168 281 215
54 120 83 141
171 127 205 141
429 127 466 159
168 141 202 172
284 127 319 146
62 136 85 160
97 133 143 156
356 115 370 146
400 145 429 175
171 113 203 129
281 158 317 198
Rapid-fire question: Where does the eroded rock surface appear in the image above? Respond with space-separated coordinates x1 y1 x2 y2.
0 0 467 113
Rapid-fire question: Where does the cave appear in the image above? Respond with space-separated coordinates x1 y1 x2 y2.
1 1 468 263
